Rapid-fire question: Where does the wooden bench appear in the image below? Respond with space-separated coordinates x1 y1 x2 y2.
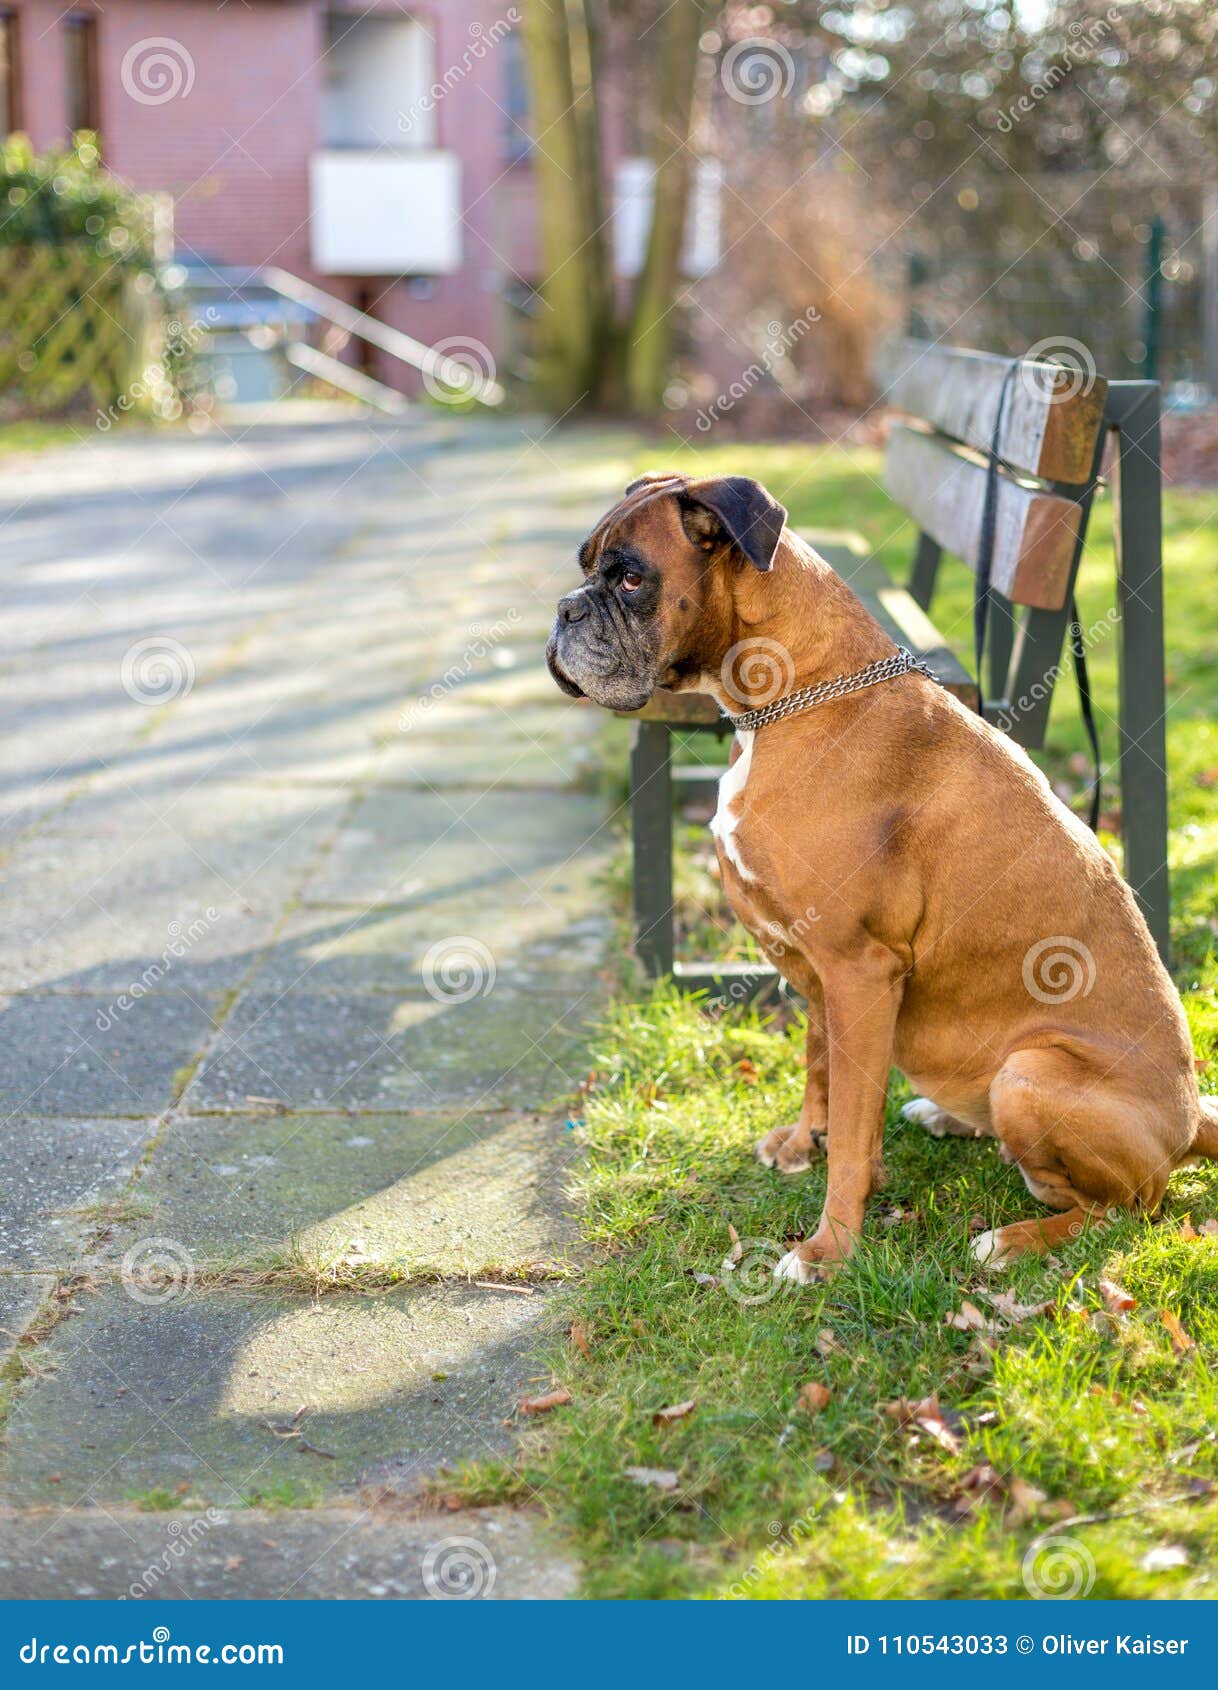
621 341 1170 994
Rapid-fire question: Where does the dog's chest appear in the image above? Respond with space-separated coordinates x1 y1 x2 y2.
710 730 757 883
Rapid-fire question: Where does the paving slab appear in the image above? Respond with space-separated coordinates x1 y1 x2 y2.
0 1115 152 1269
0 1284 556 1508
121 1111 578 1273
190 988 597 1112
0 1504 575 1599
0 785 345 994
305 787 609 909
0 991 220 1117
378 709 599 790
262 876 611 995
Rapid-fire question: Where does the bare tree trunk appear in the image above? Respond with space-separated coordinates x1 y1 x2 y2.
623 0 706 413
520 0 611 411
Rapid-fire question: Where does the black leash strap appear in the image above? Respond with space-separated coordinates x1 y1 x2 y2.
1069 596 1102 831
974 359 1101 832
973 361 1018 719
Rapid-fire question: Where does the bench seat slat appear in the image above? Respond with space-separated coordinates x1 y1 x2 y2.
884 340 1107 484
885 424 1081 610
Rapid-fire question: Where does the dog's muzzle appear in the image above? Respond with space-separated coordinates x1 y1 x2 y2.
546 585 656 711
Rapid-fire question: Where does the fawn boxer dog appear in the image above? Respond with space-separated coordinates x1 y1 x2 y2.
546 472 1218 1277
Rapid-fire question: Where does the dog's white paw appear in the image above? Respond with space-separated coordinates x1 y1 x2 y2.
773 1249 817 1286
969 1228 1011 1270
902 1097 949 1136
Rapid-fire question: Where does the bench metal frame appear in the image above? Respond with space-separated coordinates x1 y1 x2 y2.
629 377 1170 991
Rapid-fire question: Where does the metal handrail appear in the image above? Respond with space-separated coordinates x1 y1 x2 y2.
260 267 505 406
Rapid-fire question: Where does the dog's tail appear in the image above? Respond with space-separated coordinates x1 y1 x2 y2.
1190 1095 1218 1162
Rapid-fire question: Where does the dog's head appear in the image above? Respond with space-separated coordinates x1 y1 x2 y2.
545 473 788 710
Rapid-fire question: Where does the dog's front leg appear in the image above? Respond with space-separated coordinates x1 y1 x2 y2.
776 945 903 1283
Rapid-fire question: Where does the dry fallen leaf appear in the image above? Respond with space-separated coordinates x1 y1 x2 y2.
518 1388 572 1415
814 1328 841 1358
1200 1219 1218 1239
569 1322 592 1360
981 1289 1055 1324
950 1463 1007 1516
945 1300 1002 1334
726 1223 743 1264
883 1394 961 1455
1005 1476 1048 1527
224 1555 243 1572
797 1382 832 1414
1161 1309 1196 1357
1099 1277 1137 1314
624 1466 678 1491
652 1398 696 1426
1179 1216 1199 1241
736 1059 760 1085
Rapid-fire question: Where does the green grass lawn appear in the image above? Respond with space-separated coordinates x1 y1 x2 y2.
0 418 90 455
460 442 1218 1599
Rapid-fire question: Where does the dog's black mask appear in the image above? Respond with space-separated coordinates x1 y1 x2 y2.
546 474 786 712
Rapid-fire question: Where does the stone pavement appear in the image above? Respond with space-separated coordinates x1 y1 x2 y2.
0 410 633 1598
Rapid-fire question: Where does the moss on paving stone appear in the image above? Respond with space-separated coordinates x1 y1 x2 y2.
0 1283 559 1508
115 1110 579 1276
189 988 600 1113
0 992 222 1116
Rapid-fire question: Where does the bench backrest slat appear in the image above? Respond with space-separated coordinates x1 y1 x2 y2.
885 423 1083 610
884 340 1108 484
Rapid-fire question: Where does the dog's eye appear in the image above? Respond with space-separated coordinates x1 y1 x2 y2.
621 570 643 592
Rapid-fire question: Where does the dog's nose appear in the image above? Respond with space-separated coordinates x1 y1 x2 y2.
558 590 589 625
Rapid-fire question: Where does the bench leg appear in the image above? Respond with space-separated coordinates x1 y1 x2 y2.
908 532 942 610
631 721 674 977
1110 387 1171 966
987 591 1017 708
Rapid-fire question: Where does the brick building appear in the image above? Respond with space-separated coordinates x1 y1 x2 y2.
0 0 556 393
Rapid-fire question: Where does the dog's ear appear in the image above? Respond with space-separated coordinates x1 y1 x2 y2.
624 471 683 496
680 476 787 573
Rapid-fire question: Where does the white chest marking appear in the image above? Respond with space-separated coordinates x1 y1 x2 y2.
710 729 756 883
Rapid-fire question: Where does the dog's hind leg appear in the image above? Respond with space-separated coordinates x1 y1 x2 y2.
973 1045 1181 1267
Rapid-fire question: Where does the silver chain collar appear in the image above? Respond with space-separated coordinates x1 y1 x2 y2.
723 647 937 732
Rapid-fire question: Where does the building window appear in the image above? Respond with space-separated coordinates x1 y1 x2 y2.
502 31 530 161
64 14 99 135
321 13 432 150
0 10 21 137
